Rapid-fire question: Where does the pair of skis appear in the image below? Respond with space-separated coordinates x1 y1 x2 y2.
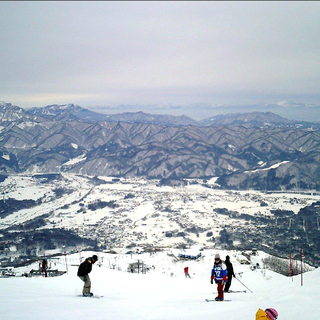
205 289 246 302
205 299 232 302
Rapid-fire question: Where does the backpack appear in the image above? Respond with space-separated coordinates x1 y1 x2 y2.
256 308 268 320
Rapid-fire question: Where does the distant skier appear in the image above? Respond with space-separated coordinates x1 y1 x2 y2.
210 253 228 301
256 308 278 320
77 255 98 297
41 259 48 277
224 255 235 292
184 266 191 278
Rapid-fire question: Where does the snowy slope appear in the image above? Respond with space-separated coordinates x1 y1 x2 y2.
1 249 319 320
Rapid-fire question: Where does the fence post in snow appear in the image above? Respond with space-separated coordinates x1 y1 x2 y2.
300 249 305 286
64 251 68 274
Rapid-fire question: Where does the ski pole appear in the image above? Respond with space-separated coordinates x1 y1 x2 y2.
234 277 253 293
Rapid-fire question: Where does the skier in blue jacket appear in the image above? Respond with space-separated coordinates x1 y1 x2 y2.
210 253 228 301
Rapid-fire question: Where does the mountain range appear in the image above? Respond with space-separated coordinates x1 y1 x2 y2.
1 101 320 190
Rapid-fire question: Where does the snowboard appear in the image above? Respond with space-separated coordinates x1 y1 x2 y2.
77 294 104 299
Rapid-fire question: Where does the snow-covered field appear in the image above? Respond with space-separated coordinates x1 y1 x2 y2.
1 174 320 252
1 249 319 320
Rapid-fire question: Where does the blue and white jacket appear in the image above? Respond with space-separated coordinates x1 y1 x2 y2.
211 262 228 283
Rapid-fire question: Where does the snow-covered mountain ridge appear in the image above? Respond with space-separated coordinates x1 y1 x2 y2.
1 101 320 190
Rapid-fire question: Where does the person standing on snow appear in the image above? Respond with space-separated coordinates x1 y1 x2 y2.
184 266 191 278
210 253 228 301
224 255 235 292
77 255 98 297
41 259 48 277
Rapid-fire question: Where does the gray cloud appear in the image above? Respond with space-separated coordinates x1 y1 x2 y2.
0 1 320 111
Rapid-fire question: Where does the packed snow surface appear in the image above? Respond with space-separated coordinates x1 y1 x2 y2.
1 249 319 320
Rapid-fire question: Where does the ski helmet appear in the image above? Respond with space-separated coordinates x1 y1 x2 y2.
265 308 278 320
92 255 98 262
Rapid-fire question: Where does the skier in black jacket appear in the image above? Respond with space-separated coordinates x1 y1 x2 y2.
77 255 98 296
224 255 235 292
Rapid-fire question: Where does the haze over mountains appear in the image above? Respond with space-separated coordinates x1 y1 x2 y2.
81 101 320 122
1 101 320 190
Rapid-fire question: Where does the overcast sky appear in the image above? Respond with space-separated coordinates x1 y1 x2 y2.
1 1 320 115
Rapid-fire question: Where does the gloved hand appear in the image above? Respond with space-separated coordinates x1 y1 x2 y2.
210 279 213 284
